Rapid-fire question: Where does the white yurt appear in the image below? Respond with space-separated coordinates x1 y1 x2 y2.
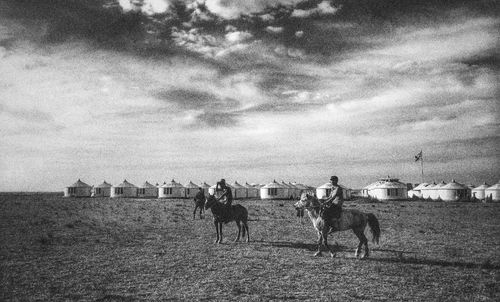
471 183 490 201
159 179 186 198
244 182 259 198
111 180 138 198
362 181 384 198
137 181 158 198
231 181 247 199
184 181 200 198
485 182 500 202
430 181 447 201
316 183 351 201
199 182 211 196
260 180 288 200
409 183 429 199
420 182 437 200
64 179 92 197
92 181 112 197
438 180 468 202
367 177 408 200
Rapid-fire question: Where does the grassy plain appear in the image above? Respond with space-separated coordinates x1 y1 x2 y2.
1 193 499 301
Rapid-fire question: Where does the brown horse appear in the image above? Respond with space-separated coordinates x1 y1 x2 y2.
204 194 250 243
294 193 380 258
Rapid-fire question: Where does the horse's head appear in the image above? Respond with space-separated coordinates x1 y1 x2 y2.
205 194 217 209
294 193 319 210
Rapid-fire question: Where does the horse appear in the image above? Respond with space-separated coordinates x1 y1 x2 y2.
294 193 380 258
193 196 205 219
204 194 250 244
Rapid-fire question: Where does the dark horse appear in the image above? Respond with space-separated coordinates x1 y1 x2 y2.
193 196 205 219
204 194 250 243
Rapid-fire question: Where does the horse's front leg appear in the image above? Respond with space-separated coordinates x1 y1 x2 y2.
199 206 203 219
214 220 220 243
314 231 323 257
218 222 223 244
193 205 198 220
235 221 241 242
323 229 336 258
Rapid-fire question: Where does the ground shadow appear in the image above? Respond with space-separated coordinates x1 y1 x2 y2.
261 240 350 252
366 256 500 270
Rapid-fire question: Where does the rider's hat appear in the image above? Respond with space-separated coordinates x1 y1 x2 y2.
330 175 338 181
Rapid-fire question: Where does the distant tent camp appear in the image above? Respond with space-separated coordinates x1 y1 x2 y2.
64 179 92 197
92 181 112 197
184 181 200 198
159 179 186 198
231 181 247 199
438 180 468 202
244 182 259 198
287 182 300 199
260 180 288 200
471 183 489 201
137 181 158 198
485 182 500 202
111 180 138 198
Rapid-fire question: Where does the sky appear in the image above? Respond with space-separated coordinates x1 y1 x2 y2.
0 0 498 191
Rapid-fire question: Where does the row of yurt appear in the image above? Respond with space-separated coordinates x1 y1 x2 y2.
363 177 408 200
92 181 112 197
316 183 352 201
259 180 314 200
111 180 138 198
407 180 500 202
159 179 185 198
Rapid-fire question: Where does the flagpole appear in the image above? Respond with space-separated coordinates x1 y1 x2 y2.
420 150 424 183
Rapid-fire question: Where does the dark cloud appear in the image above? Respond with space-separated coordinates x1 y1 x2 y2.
193 111 239 128
153 88 240 110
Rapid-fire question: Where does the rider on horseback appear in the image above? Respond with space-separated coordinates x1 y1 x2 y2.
215 179 233 221
320 176 344 230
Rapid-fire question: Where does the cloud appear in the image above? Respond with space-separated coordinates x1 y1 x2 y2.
265 26 284 34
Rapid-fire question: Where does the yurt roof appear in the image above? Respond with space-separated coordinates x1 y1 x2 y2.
161 179 185 188
413 183 429 190
421 182 437 190
440 180 467 190
287 182 299 189
68 179 92 188
114 180 137 188
244 182 255 188
184 181 200 189
232 181 245 189
472 183 490 190
200 182 211 188
140 181 156 188
262 180 284 189
435 181 447 188
292 183 309 190
280 181 293 188
376 181 407 189
485 183 500 191
364 181 383 190
96 181 112 188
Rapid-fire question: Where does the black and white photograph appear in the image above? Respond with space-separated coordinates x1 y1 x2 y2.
0 0 499 300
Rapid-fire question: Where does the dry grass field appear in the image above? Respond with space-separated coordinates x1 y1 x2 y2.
1 193 499 301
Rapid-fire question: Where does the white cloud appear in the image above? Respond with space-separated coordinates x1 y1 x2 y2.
119 0 171 15
265 26 284 34
225 31 253 44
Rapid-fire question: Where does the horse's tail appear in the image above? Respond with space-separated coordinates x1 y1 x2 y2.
367 213 380 244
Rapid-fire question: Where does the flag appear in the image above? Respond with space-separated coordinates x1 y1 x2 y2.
414 150 423 162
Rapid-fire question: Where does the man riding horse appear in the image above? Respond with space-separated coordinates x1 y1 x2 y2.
319 175 344 230
215 178 233 221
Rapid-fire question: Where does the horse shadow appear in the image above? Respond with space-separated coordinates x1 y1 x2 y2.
259 241 500 270
262 240 350 252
